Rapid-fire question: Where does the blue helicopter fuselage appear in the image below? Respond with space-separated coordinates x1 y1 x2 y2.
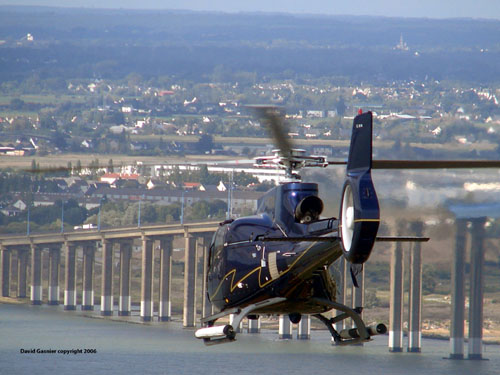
207 182 342 315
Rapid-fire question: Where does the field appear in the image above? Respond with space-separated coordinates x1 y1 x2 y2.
0 153 236 171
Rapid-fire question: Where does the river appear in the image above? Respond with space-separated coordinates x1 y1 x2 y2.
0 303 498 375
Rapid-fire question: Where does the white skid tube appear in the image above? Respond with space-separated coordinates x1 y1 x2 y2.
195 325 235 340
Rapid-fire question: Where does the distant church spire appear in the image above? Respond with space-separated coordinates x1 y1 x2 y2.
395 33 409 51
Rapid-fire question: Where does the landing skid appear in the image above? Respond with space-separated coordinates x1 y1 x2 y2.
196 297 286 345
195 296 386 346
312 297 387 345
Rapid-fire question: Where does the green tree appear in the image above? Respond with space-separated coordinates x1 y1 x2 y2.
30 159 38 173
39 113 57 130
107 159 114 173
10 98 25 110
189 200 210 220
52 131 68 150
75 160 82 174
196 134 214 154
336 97 347 117
11 117 31 132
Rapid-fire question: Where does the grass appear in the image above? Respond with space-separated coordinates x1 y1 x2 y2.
0 110 38 117
0 153 199 170
0 94 87 105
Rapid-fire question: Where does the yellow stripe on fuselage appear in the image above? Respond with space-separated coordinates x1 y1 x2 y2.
338 218 380 228
211 241 320 299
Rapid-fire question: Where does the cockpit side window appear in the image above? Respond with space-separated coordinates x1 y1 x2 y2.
210 225 227 266
208 232 217 268
257 192 275 218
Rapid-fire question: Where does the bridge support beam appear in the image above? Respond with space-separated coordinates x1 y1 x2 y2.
408 221 423 353
335 257 347 332
297 315 311 340
159 236 173 322
82 244 95 311
183 233 198 327
279 315 293 339
449 219 467 359
389 239 404 352
101 240 114 316
1 247 10 297
352 267 365 312
200 235 213 319
468 218 486 360
352 266 365 346
141 237 153 322
119 241 132 316
17 248 28 298
64 243 77 310
48 247 60 305
30 244 42 305
248 317 261 334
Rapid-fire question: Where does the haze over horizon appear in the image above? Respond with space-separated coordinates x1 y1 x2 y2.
1 0 499 20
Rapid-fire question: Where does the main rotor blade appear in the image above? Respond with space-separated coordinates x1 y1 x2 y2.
327 161 348 166
329 160 500 169
372 160 500 169
250 105 293 158
375 236 429 242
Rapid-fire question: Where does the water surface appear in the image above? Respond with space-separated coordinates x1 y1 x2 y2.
0 304 498 375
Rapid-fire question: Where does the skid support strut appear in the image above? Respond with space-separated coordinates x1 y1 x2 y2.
312 298 387 345
196 297 286 345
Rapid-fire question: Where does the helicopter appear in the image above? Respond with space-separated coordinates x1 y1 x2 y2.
195 107 429 346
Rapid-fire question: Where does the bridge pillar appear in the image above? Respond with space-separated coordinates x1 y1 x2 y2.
335 257 347 333
468 217 486 360
1 246 10 297
17 248 28 298
297 315 311 340
159 236 173 322
352 266 365 346
200 235 213 320
449 219 467 359
141 236 153 322
352 266 365 313
101 240 114 316
64 242 77 310
279 315 293 339
48 247 61 305
82 243 95 311
389 238 404 352
30 244 42 305
119 241 132 316
408 221 423 353
248 317 261 334
183 233 198 327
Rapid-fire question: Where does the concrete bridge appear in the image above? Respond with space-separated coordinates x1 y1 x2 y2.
0 217 491 359
0 221 218 325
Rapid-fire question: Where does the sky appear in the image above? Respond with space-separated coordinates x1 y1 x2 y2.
1 0 499 19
